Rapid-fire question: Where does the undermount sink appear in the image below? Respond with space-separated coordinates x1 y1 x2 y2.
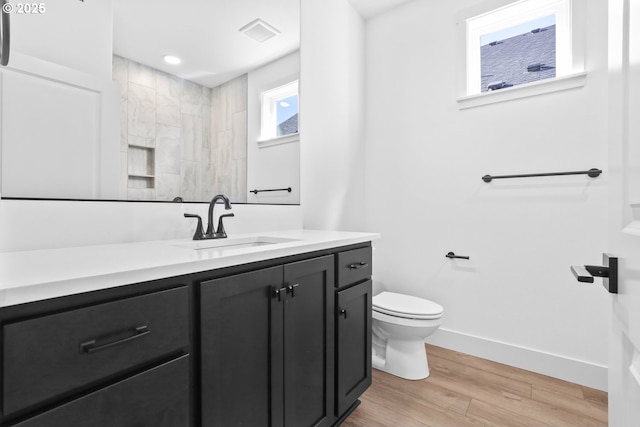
171 236 300 251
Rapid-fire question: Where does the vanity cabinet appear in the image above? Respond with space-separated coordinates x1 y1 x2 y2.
0 240 374 426
200 255 335 427
335 248 373 417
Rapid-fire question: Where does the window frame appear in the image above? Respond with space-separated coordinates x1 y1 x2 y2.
259 80 299 142
456 0 586 109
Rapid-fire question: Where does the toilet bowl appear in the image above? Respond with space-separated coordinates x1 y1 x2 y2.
372 291 444 380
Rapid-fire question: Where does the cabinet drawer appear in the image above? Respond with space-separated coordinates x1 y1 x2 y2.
336 247 372 288
13 355 190 427
3 287 189 415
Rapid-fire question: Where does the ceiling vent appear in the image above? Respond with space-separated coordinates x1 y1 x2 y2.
239 19 281 42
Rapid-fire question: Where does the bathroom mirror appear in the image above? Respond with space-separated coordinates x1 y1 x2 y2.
0 0 300 205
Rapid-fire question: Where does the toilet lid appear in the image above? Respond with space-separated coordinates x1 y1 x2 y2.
372 292 444 320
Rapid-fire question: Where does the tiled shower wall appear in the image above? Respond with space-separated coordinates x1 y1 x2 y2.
210 75 248 203
112 55 247 202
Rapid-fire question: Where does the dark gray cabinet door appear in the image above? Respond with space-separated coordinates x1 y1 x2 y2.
336 280 372 415
283 255 335 427
200 256 336 427
200 266 284 427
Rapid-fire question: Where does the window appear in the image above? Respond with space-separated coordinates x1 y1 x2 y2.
457 0 585 108
481 14 556 92
260 80 299 141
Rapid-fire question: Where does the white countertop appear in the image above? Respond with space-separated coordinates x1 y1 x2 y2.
0 229 380 308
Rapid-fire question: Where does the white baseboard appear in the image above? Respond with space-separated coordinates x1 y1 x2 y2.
426 328 607 391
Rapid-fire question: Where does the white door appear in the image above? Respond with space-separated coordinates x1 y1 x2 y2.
607 0 640 425
0 52 120 200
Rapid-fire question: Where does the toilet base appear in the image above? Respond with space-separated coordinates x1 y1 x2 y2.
372 337 430 380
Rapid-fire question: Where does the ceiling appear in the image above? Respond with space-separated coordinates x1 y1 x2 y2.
347 0 416 19
112 0 415 88
113 0 300 88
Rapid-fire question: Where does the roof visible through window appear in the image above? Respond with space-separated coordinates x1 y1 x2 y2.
480 15 556 92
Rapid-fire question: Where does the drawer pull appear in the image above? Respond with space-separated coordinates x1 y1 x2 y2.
348 262 369 270
80 325 150 354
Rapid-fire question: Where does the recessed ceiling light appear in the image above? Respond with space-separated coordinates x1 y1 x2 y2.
239 18 281 42
163 55 181 65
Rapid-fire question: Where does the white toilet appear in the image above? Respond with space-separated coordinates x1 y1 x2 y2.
371 291 444 380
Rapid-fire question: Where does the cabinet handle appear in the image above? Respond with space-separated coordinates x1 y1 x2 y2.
348 262 369 270
80 325 150 354
287 283 300 298
339 308 348 319
273 286 287 301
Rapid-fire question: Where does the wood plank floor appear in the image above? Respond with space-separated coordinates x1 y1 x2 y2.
342 344 608 427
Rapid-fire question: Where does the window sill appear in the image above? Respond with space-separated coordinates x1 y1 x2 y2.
257 133 300 148
457 72 587 110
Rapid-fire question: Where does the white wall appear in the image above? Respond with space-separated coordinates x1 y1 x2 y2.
0 199 302 253
363 0 609 389
247 51 300 205
300 0 367 230
10 0 113 79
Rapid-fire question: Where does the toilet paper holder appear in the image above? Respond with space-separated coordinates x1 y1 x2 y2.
446 252 470 260
570 253 618 294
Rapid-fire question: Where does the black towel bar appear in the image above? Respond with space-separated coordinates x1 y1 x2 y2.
250 187 292 195
482 168 602 183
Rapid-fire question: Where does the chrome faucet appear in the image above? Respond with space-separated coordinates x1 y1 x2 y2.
183 194 234 240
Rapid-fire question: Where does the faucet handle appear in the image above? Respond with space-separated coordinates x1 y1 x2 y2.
184 213 205 240
216 213 235 238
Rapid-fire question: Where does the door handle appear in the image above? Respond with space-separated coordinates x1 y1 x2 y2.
273 286 287 301
571 253 618 294
570 265 597 283
287 283 300 298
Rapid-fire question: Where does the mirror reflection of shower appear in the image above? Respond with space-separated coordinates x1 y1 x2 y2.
0 0 300 205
